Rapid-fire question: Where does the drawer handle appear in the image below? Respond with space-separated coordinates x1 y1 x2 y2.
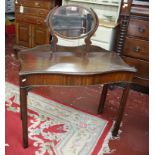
35 2 41 7
133 46 141 52
138 27 145 33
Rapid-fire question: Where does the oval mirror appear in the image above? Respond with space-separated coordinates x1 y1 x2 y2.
47 5 97 39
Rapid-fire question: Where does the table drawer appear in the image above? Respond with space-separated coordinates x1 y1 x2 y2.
15 6 49 18
16 14 46 26
123 37 149 60
122 56 149 79
127 18 149 39
15 0 53 10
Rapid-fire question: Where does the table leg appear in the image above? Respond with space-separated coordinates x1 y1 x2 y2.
20 87 23 120
112 83 131 136
20 87 28 148
98 84 108 114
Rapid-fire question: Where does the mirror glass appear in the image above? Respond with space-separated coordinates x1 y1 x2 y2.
48 5 96 39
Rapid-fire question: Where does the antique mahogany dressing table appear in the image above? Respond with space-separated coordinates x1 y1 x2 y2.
18 5 136 148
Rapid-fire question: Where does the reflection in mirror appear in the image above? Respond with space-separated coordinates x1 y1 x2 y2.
49 5 96 39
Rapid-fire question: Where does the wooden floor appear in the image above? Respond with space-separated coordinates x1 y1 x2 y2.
5 34 149 155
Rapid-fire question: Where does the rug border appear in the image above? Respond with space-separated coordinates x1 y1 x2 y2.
5 81 113 155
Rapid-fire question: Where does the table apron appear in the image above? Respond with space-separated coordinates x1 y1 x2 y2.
19 71 135 87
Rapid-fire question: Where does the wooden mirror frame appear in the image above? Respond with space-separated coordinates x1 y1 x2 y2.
46 5 99 51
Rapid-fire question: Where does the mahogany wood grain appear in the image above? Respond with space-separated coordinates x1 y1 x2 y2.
31 25 50 46
20 71 135 87
122 56 148 79
123 37 149 60
20 87 28 148
15 6 49 18
131 1 149 16
132 76 148 87
15 0 54 9
112 83 131 136
16 14 47 26
98 84 108 114
127 18 149 40
15 23 31 47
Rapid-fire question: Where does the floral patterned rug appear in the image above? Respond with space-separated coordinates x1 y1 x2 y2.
5 82 113 155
